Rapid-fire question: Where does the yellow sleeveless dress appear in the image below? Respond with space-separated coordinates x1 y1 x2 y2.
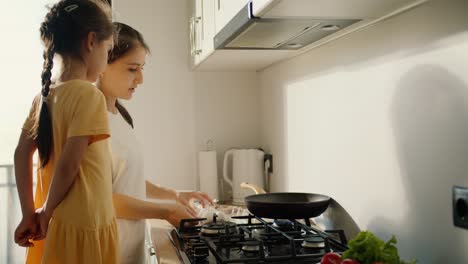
22 80 119 264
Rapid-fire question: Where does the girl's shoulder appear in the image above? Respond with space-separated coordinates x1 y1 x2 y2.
57 80 104 99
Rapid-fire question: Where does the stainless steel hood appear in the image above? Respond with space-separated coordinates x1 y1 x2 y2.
214 2 362 50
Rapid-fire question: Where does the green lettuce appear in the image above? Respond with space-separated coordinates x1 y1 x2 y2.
341 231 417 264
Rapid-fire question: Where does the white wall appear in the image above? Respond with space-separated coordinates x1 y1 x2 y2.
113 0 261 191
260 0 468 263
194 72 261 200
0 1 54 165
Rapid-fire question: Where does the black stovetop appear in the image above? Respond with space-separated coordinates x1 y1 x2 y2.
170 214 349 264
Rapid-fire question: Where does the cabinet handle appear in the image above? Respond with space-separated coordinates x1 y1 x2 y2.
217 0 221 11
193 16 202 56
200 0 204 40
189 16 196 56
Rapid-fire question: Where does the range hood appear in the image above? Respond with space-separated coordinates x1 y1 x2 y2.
214 2 361 50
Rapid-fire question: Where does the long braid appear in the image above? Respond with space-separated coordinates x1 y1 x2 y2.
37 44 55 167
35 1 60 168
41 44 55 97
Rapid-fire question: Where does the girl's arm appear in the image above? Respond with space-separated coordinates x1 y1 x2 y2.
36 136 89 238
113 193 196 227
14 130 37 247
14 130 37 218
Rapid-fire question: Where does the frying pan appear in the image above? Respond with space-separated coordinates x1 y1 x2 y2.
241 183 331 219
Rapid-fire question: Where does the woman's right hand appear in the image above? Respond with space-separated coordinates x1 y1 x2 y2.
14 213 38 247
165 204 198 227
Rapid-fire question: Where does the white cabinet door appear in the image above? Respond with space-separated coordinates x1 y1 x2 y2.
200 0 215 61
190 0 216 66
214 0 250 34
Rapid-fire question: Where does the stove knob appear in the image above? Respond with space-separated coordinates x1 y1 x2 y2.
194 246 209 258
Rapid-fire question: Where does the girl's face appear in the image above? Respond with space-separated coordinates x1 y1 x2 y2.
99 45 147 100
87 35 114 82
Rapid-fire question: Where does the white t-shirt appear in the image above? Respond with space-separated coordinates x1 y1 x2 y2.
108 111 147 264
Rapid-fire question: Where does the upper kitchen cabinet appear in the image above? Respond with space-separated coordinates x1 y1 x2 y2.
250 0 425 19
214 0 251 34
190 0 429 71
189 0 216 66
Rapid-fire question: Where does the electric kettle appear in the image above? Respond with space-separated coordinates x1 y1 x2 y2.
222 149 265 204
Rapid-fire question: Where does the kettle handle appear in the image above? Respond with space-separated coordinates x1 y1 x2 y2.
240 182 266 194
222 149 234 187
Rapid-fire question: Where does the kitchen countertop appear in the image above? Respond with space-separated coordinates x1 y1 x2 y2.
148 219 179 264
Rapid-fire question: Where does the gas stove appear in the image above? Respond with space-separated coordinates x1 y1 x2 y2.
169 213 349 263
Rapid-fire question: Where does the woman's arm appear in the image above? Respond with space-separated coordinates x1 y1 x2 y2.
145 180 177 200
14 130 37 247
145 180 214 207
113 193 196 226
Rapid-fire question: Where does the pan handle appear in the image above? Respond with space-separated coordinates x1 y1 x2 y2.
240 182 266 194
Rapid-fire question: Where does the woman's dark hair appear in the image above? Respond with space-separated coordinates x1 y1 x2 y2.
109 22 150 129
34 0 114 168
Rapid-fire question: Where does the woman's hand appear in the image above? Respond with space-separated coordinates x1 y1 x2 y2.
14 213 38 247
176 191 214 208
165 204 198 227
34 207 52 240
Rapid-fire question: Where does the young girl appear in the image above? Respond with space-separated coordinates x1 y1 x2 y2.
14 1 118 263
97 22 213 263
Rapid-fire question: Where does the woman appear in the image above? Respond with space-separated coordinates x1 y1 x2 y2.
97 22 213 264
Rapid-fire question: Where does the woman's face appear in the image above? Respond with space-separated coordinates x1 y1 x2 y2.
99 45 147 100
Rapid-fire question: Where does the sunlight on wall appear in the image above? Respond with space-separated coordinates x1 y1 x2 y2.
286 61 410 225
287 33 468 224
286 32 468 262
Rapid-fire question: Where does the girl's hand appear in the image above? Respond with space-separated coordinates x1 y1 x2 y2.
14 213 38 247
34 207 52 240
176 191 214 208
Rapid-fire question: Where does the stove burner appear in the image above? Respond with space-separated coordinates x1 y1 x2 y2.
200 221 236 236
301 236 325 249
241 241 260 253
272 219 295 231
252 227 267 238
